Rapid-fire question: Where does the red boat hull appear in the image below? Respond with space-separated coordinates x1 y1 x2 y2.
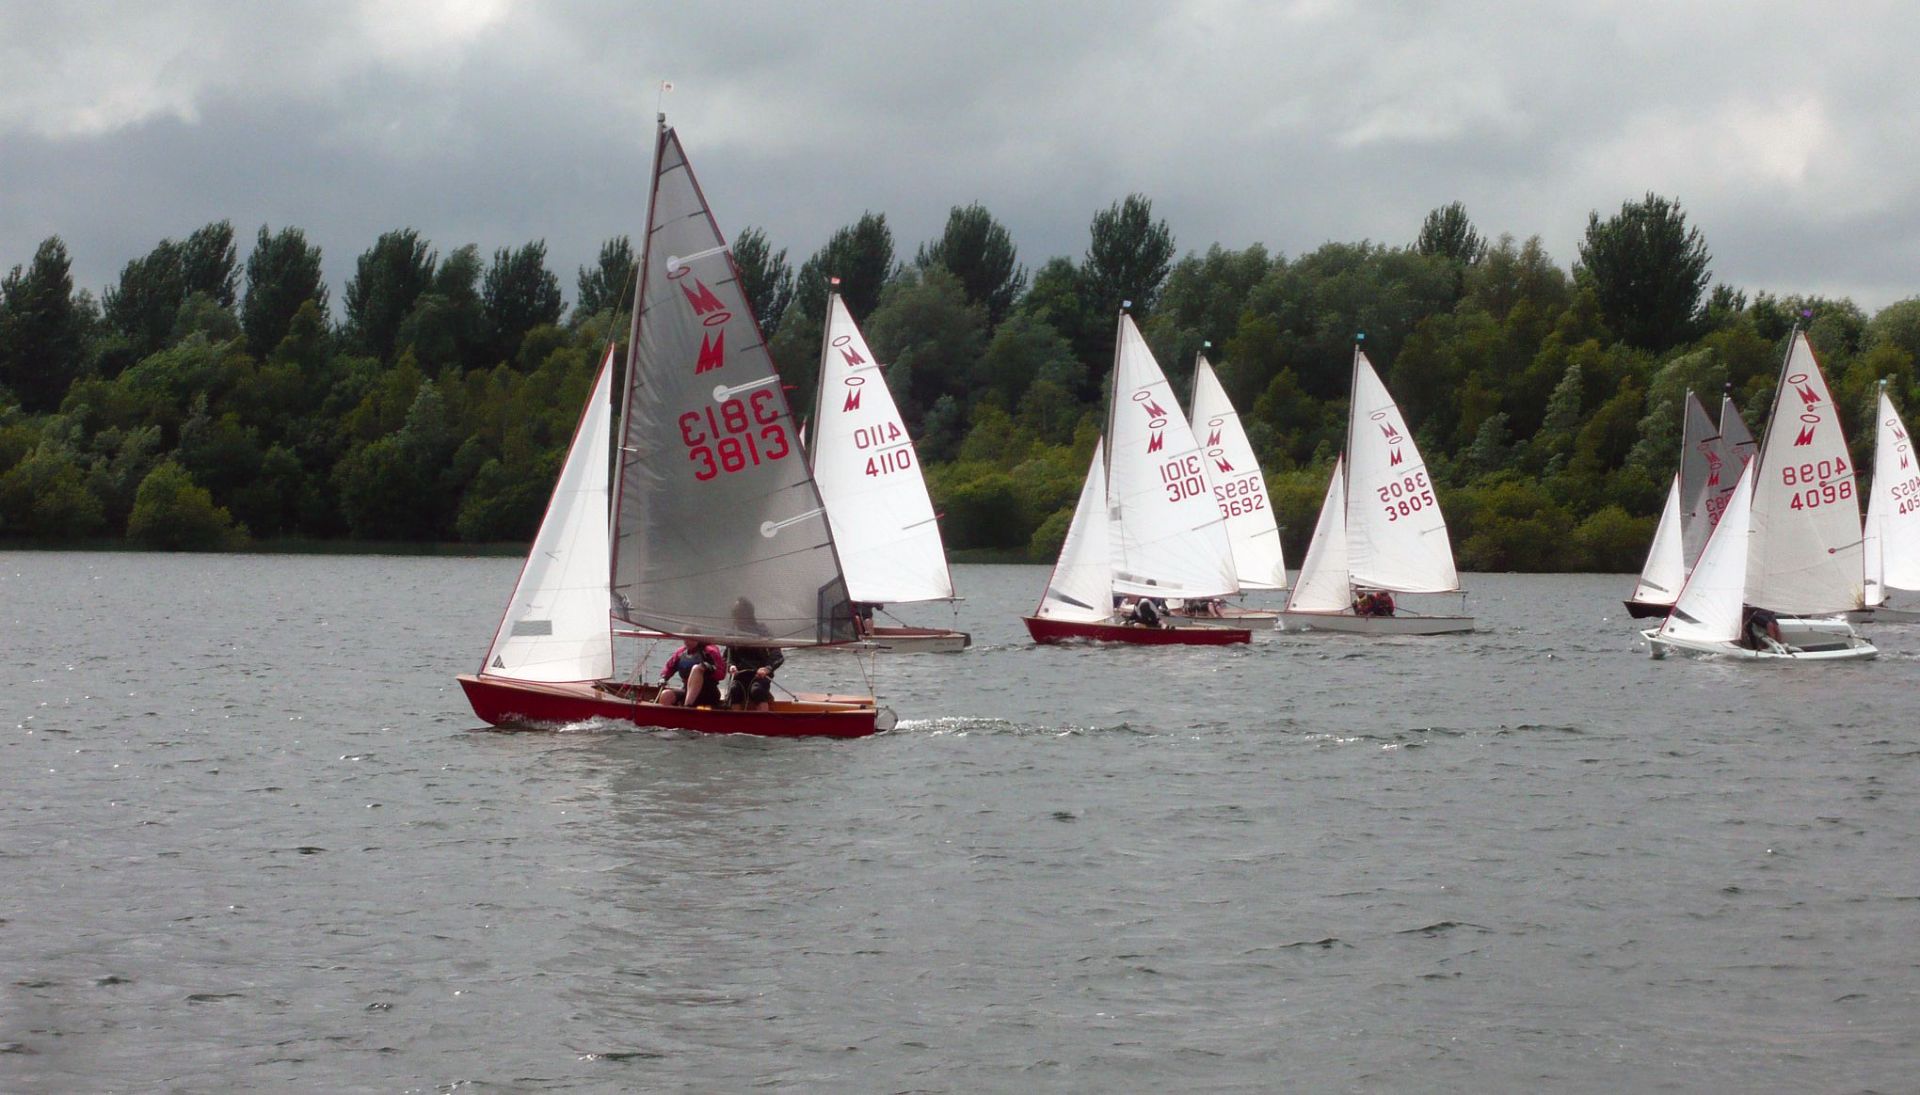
457 675 879 738
1021 616 1252 645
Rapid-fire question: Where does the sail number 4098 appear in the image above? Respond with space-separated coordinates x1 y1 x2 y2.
679 391 789 481
1781 458 1853 511
1379 471 1435 522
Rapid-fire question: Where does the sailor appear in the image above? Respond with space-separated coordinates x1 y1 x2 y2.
725 597 783 712
657 636 724 707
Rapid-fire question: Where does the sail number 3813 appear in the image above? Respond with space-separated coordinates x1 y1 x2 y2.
679 390 789 481
1379 470 1436 522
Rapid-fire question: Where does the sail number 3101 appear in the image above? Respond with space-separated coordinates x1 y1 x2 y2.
1379 470 1436 522
679 391 790 481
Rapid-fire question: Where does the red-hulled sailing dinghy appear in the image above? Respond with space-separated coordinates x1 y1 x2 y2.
459 115 887 737
1024 312 1252 646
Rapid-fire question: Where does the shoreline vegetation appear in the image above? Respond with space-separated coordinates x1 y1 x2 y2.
2 198 1914 572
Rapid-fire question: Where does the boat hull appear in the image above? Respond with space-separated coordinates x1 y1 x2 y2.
1022 616 1252 645
1622 598 1673 620
457 675 881 737
1277 610 1475 635
1642 629 1878 661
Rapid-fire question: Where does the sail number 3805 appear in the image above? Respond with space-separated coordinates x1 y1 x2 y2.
1379 470 1436 522
679 391 789 481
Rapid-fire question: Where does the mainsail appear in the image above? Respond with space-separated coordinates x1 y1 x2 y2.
1344 349 1459 593
1104 315 1238 599
611 121 853 645
1035 441 1114 622
1190 352 1287 589
481 347 617 682
1865 386 1920 605
1677 392 1739 563
1744 332 1864 614
810 293 955 604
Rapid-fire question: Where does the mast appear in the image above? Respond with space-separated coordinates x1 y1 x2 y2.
1344 336 1361 588
808 285 838 472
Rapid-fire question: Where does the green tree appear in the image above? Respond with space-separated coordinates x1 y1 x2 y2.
0 443 105 538
1018 257 1103 391
179 220 238 309
345 229 437 360
976 312 1080 411
0 237 87 412
731 226 794 338
103 238 185 361
1416 202 1486 266
862 267 987 423
1578 192 1711 352
127 459 247 549
795 212 896 323
241 225 328 358
574 236 634 319
916 203 1027 325
1083 194 1174 317
481 241 564 367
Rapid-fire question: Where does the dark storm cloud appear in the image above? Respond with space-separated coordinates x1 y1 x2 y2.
3 1 1918 313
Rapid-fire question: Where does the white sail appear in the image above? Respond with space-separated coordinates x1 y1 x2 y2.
611 122 854 645
1745 332 1864 614
481 347 617 682
1678 392 1738 564
1660 461 1756 645
1190 353 1287 589
1104 315 1238 599
1344 349 1459 593
1286 457 1352 612
1865 388 1920 604
1035 441 1113 622
810 294 955 604
1632 475 1686 607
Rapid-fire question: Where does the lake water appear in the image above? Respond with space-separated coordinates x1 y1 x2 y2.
4 553 1918 1092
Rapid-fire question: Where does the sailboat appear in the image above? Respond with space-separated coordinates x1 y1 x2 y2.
458 116 889 736
1167 350 1285 627
1278 343 1473 634
1625 392 1742 617
805 290 970 652
1646 331 1875 660
1024 312 1252 645
1862 381 1920 621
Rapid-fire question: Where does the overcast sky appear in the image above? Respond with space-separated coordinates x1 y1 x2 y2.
4 1 1919 318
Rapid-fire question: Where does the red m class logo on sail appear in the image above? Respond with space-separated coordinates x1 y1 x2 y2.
667 267 733 374
1701 444 1724 486
1134 390 1168 453
1376 415 1405 466
833 335 867 410
1788 372 1821 446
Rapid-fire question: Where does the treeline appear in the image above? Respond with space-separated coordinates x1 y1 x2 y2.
1 197 1916 569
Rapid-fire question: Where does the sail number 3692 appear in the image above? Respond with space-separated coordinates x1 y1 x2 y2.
679 391 789 481
1379 471 1435 522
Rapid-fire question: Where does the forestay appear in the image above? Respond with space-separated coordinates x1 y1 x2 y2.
481 347 617 682
1344 350 1459 593
1745 332 1864 615
1865 388 1920 603
810 294 955 604
1660 462 1756 645
1631 476 1685 607
1190 353 1287 589
1035 441 1113 622
1104 316 1238 599
1286 456 1352 612
611 123 854 645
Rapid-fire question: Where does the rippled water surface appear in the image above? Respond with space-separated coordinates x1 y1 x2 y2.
4 553 1919 1092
